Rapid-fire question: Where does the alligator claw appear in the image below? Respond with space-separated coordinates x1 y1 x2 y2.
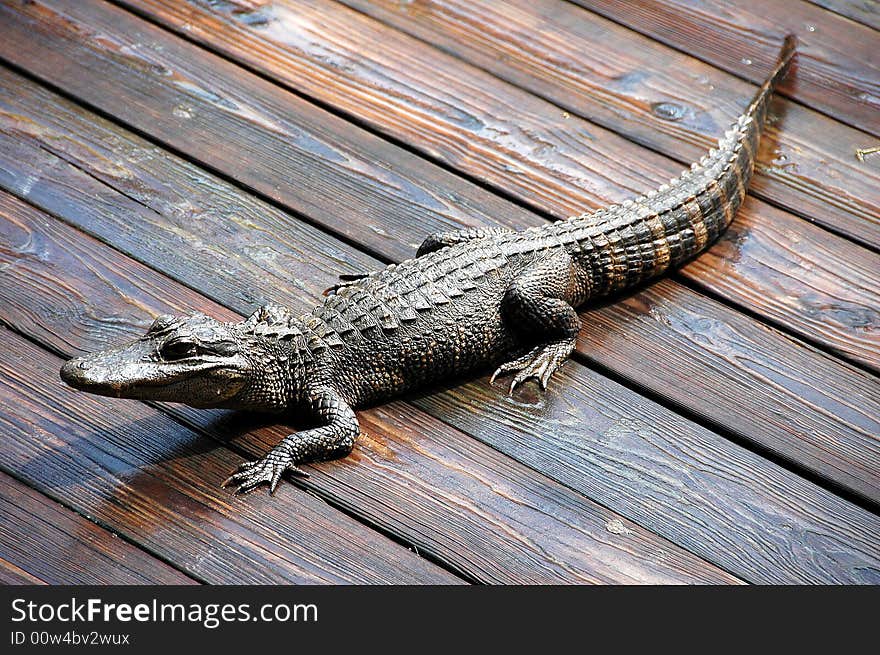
490 340 575 394
222 451 309 495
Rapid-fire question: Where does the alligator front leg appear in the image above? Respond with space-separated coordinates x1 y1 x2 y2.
223 387 360 494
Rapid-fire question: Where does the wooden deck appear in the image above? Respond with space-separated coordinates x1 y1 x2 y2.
0 0 877 584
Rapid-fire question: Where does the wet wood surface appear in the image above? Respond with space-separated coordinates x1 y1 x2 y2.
119 0 880 371
807 0 880 30
0 3 877 506
0 80 876 585
0 329 461 585
334 0 880 249
0 471 196 584
570 0 880 135
0 192 740 584
0 0 877 583
0 560 47 585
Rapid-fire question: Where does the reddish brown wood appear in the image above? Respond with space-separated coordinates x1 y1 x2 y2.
807 0 880 30
113 0 880 371
0 195 730 584
569 0 880 135
0 20 876 507
0 325 461 584
332 0 880 248
0 471 197 584
0 0 525 266
0 0 877 581
0 137 877 580
414 370 880 585
0 559 46 585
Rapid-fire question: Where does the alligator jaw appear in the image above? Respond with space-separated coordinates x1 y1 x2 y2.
60 339 245 406
61 339 151 397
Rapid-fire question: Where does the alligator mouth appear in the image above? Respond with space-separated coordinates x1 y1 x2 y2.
64 358 206 391
60 349 244 402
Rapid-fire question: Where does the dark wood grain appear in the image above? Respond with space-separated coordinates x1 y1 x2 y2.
413 369 880 585
0 327 460 585
0 132 876 582
0 0 530 265
2 198 873 587
113 0 880 372
807 0 880 30
570 0 880 134
0 15 876 508
0 559 46 585
0 199 456 585
580 280 880 491
0 195 738 585
0 471 197 584
335 0 880 249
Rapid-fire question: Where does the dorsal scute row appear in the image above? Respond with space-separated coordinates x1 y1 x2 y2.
317 240 510 343
241 302 313 354
559 116 748 237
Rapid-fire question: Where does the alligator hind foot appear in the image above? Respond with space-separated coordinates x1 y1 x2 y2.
492 249 581 393
490 337 576 393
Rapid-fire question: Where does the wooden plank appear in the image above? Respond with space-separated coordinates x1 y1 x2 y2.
414 373 880 585
0 328 459 585
334 0 880 250
0 121 876 582
0 199 457 586
569 0 880 135
580 280 880 488
0 197 737 585
807 0 880 30
115 0 880 372
0 0 523 264
0 471 196 584
0 559 46 585
0 9 876 506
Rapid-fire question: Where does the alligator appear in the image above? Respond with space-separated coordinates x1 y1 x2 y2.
61 36 796 494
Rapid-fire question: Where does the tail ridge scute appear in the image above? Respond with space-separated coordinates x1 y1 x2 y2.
746 34 798 133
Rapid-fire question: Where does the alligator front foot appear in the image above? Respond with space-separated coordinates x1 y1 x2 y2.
224 389 359 495
222 445 309 495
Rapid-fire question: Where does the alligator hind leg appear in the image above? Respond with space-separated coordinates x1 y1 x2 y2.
416 226 511 257
491 249 581 393
223 388 360 494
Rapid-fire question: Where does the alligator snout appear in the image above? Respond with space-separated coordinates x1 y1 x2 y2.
60 356 106 393
60 357 84 386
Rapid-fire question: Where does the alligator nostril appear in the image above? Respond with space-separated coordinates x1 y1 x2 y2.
60 359 85 387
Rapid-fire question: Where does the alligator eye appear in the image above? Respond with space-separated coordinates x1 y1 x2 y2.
160 340 198 361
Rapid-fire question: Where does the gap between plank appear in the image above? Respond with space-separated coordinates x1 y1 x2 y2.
802 0 880 32
66 5 880 363
110 0 880 259
0 48 874 520
0 317 478 584
561 0 880 138
0 446 205 585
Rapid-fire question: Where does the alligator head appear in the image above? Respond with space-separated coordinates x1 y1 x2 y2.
60 310 298 411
